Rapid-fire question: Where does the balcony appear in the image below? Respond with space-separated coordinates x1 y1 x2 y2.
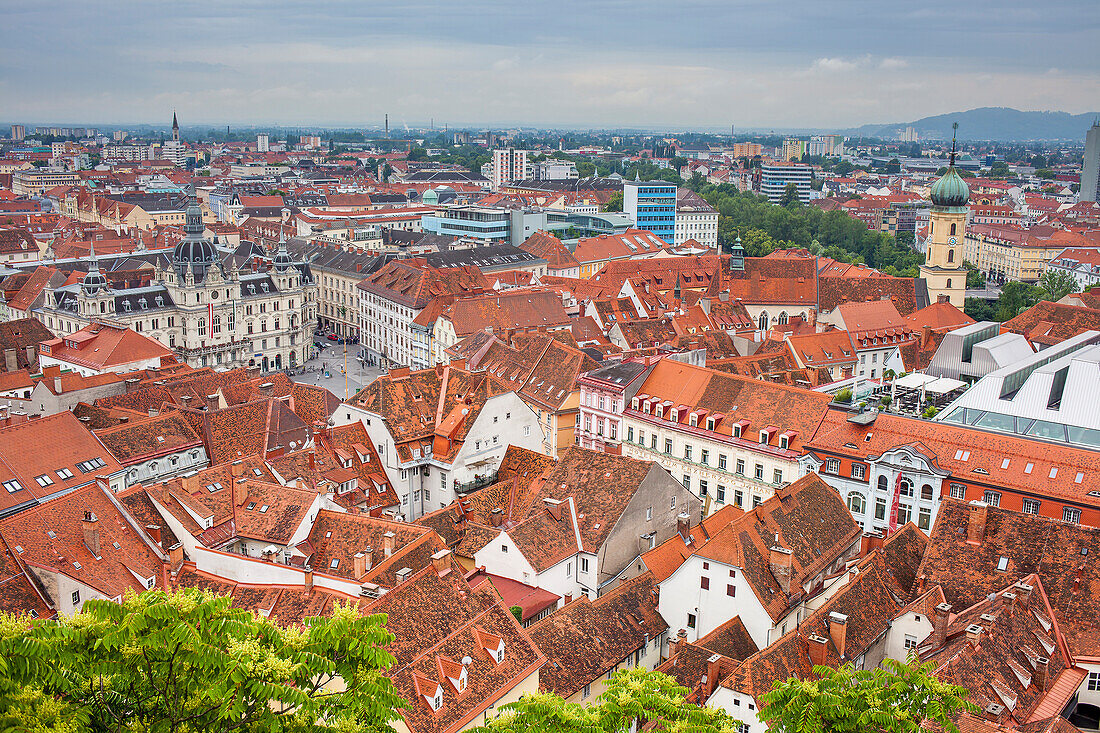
456 471 498 494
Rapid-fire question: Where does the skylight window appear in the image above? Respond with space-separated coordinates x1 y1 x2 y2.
1001 458 1010 469
3 480 23 493
1048 467 1058 479
1025 463 1034 474
246 502 256 510
56 468 73 479
996 557 1009 571
330 558 339 569
35 474 54 487
259 505 269 513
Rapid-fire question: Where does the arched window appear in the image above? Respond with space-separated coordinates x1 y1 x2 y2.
212 315 221 334
949 223 956 236
847 492 866 515
877 475 888 493
921 484 934 501
778 311 789 325
900 478 914 497
947 249 954 263
758 311 769 331
946 279 953 289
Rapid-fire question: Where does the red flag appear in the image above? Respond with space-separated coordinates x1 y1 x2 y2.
889 472 903 533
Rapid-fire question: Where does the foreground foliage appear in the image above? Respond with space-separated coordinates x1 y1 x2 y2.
760 657 976 733
476 667 739 733
0 588 404 733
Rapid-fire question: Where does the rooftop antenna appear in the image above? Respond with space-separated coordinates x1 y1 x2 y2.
949 122 958 167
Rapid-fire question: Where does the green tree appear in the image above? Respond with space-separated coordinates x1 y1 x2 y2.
406 146 428 161
833 161 855 176
0 588 404 733
476 668 738 733
995 281 1041 321
885 158 901 174
760 657 976 733
604 191 623 212
1035 268 1078 303
962 260 985 288
781 182 801 207
964 298 996 321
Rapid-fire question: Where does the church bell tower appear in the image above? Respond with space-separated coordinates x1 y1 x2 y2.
919 123 968 308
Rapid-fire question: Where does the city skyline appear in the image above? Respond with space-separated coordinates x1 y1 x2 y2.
3 0 1098 129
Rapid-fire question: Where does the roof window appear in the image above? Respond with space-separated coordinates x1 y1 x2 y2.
1001 458 1010 469
246 502 256 510
996 557 1009 571
1024 463 1033 474
1048 467 1057 479
259 505 269 513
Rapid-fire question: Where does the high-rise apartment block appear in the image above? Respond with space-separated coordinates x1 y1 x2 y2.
1083 121 1100 203
760 162 812 204
10 125 25 141
623 180 676 242
256 133 270 152
490 148 528 188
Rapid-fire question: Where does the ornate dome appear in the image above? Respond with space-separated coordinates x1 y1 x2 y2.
172 191 220 279
82 267 108 295
930 166 969 208
272 248 293 272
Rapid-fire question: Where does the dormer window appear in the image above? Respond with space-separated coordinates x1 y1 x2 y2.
706 417 715 431
733 424 742 438
759 430 769 444
780 435 789 450
655 405 663 419
631 398 639 410
669 408 677 422
688 413 697 427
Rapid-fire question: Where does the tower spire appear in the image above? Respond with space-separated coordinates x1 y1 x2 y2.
949 122 958 168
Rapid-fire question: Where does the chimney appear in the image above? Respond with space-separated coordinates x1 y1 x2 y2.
490 507 504 527
206 393 219 410
1001 591 1016 617
230 461 244 478
308 451 316 473
669 628 688 657
828 612 848 659
145 523 163 549
938 294 951 304
395 567 413 584
677 512 690 543
168 542 184 573
544 497 563 521
966 500 988 545
808 634 829 667
82 511 101 558
965 624 983 648
304 565 314 596
382 531 396 557
769 545 794 595
432 548 452 576
258 381 274 396
1034 656 1049 691
354 550 372 579
705 653 722 694
24 345 35 366
54 376 63 394
563 592 572 605
932 602 952 649
3 349 15 373
1013 582 1033 608
983 703 1006 725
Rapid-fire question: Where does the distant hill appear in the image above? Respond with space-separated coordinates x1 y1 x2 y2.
848 107 1098 142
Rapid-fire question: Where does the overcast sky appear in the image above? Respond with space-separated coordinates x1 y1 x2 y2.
3 0 1098 130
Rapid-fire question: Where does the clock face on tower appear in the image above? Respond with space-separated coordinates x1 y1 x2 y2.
948 236 957 245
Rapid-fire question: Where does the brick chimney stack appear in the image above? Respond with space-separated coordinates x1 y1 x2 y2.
932 602 952 649
769 544 794 595
383 531 396 557
82 511 100 558
966 501 988 545
828 612 848 659
304 565 314 596
808 634 829 666
168 542 184 573
432 548 452 577
677 512 691 543
1034 656 1049 691
145 523 163 549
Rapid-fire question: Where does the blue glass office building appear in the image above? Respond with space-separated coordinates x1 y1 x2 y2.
623 180 676 243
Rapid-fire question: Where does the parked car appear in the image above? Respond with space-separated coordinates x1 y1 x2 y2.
327 334 338 341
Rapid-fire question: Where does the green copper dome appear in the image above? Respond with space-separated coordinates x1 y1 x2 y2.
930 166 969 208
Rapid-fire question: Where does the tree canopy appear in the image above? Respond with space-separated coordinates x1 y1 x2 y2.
476 668 739 733
759 657 976 733
0 588 404 733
